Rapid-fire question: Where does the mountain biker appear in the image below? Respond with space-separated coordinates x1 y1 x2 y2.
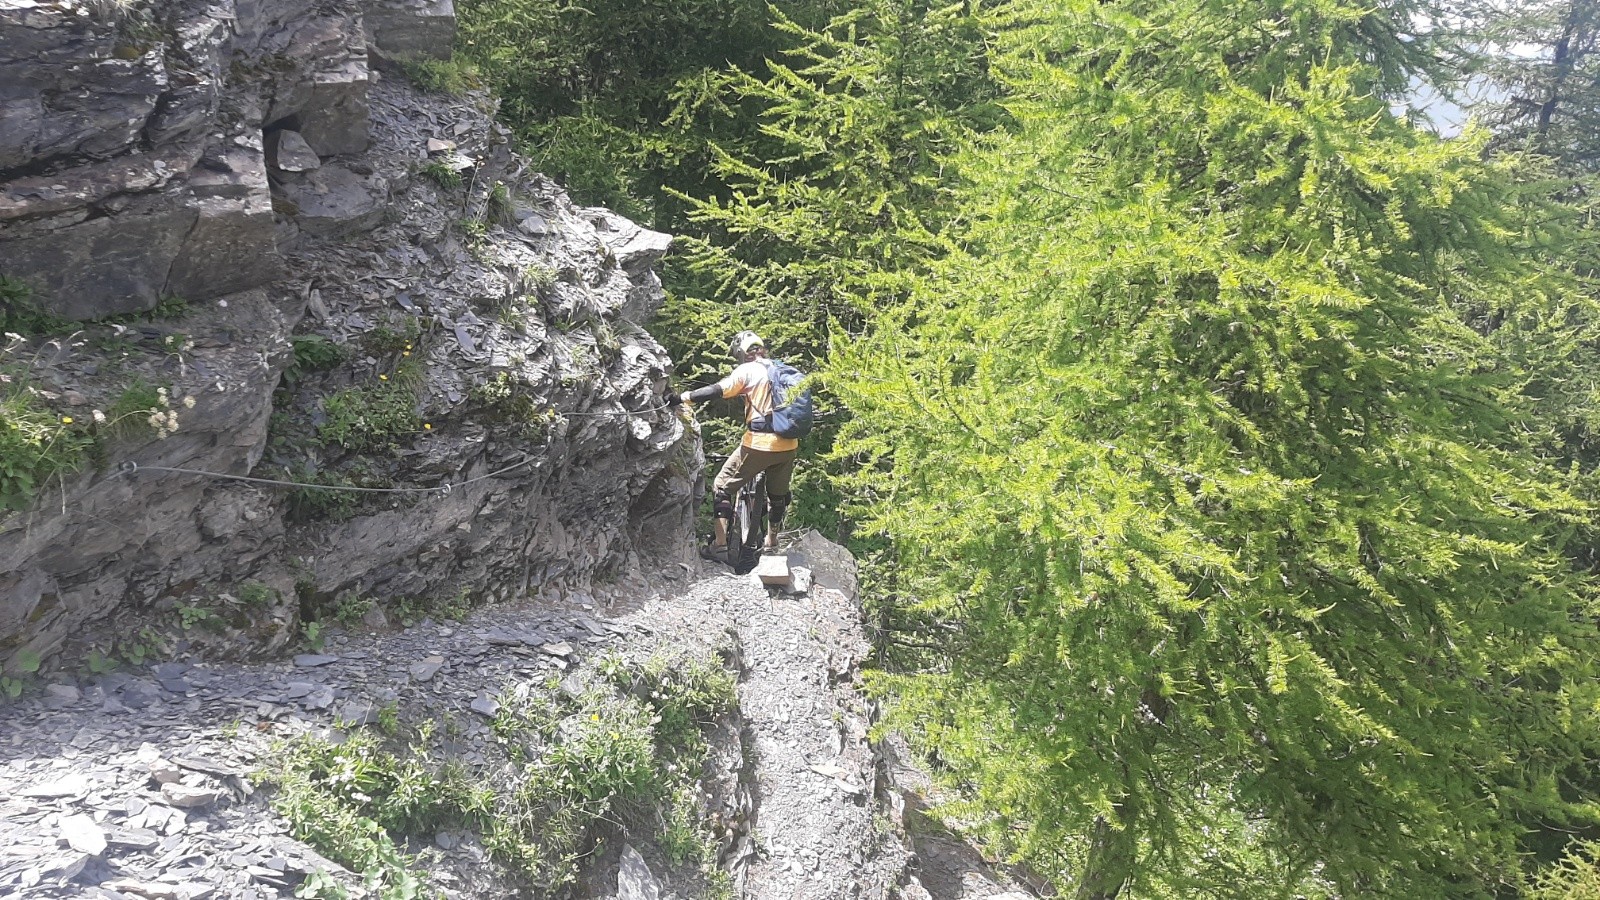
679 330 796 561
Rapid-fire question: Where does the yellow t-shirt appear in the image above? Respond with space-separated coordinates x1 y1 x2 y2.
719 360 800 452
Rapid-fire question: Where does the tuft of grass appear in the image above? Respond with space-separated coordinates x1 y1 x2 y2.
361 320 420 357
400 55 480 95
419 160 463 190
106 379 169 439
487 182 515 226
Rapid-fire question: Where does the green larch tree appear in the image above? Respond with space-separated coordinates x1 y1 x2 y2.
455 0 851 221
833 0 1600 896
658 0 996 535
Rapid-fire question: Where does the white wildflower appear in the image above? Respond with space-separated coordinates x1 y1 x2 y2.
182 395 196 409
91 409 106 424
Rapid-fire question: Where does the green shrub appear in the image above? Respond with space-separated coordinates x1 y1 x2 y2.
264 651 735 894
395 588 476 627
468 372 558 438
238 581 279 608
319 377 420 452
283 466 365 523
601 650 737 754
487 182 515 226
263 733 432 898
285 335 346 387
522 264 557 297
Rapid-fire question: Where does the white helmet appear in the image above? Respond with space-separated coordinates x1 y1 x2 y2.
728 330 765 361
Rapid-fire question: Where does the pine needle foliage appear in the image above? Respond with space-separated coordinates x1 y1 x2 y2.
456 0 853 221
662 0 997 371
833 0 1600 895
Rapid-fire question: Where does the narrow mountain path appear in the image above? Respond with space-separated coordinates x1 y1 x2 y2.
607 531 911 899
0 531 1034 899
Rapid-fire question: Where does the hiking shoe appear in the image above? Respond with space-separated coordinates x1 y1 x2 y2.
700 543 731 565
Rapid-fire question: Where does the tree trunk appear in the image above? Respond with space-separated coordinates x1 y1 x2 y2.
1535 0 1582 140
1074 797 1140 900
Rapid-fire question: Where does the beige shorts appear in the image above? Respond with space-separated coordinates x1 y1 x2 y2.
713 443 796 502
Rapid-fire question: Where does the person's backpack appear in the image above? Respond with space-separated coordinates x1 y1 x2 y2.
751 358 814 439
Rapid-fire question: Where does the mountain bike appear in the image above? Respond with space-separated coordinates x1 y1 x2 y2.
669 392 768 574
723 471 768 574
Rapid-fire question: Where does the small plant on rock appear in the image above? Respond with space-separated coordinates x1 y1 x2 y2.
487 182 515 226
458 216 489 244
175 601 222 632
1 648 42 700
468 373 558 439
107 379 175 438
319 376 421 452
522 264 557 298
419 160 463 190
361 320 419 357
400 54 480 95
283 466 366 523
261 651 738 894
152 294 188 319
0 275 74 334
285 335 346 386
333 592 375 628
238 580 279 608
0 375 94 511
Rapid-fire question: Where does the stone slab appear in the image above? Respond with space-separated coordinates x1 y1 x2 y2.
754 554 792 587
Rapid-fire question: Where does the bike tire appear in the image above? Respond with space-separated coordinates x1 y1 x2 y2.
730 477 768 573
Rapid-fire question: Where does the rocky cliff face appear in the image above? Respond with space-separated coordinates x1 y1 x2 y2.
0 0 697 672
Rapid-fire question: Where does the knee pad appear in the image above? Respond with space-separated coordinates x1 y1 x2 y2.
767 492 791 526
714 499 734 521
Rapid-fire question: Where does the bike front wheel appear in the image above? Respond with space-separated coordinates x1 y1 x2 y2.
730 478 768 572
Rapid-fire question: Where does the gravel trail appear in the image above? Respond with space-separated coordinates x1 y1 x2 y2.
0 531 1035 899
